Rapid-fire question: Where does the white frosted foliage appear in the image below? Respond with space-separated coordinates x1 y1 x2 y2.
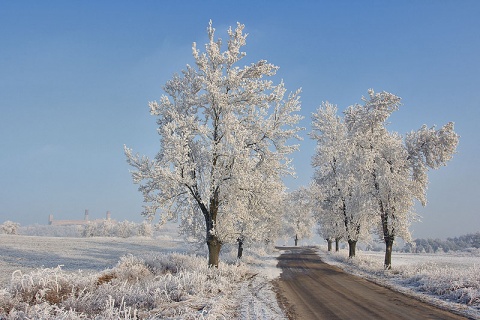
124 21 302 264
310 102 374 245
311 90 458 265
282 186 315 244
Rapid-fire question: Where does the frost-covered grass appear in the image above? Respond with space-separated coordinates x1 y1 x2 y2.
0 231 285 319
318 247 480 319
4 229 478 319
0 253 251 319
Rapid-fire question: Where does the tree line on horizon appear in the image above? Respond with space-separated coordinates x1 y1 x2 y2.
403 232 480 253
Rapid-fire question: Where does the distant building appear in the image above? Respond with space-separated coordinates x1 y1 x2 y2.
48 210 111 226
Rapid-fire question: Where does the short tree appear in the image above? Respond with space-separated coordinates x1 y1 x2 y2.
116 220 136 238
138 221 153 237
230 173 285 258
125 21 302 267
1 220 20 235
282 186 314 246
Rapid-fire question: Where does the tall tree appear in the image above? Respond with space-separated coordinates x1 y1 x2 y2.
344 89 459 268
124 21 302 267
311 103 374 257
313 185 344 252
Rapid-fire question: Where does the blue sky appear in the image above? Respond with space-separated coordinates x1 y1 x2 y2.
1 1 478 239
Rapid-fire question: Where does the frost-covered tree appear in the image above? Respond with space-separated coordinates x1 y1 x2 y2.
282 186 314 246
313 186 344 251
312 92 458 265
138 221 154 237
116 220 136 238
310 103 374 257
125 21 302 267
344 89 459 268
230 173 285 258
1 220 20 235
81 219 152 238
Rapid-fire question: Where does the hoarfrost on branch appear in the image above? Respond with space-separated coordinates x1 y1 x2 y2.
311 90 458 267
125 21 303 266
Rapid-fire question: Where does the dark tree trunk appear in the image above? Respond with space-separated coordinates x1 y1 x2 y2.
335 238 340 252
237 238 244 259
384 237 394 270
380 206 395 269
205 205 221 267
207 236 221 268
348 239 357 258
294 234 298 246
327 239 332 251
205 192 221 268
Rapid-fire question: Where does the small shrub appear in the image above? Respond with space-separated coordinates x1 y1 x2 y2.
1 221 20 235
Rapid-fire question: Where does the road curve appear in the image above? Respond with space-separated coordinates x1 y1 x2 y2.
273 247 467 320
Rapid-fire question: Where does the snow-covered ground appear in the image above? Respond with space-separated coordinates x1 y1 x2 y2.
0 227 285 319
318 247 480 320
0 234 185 288
2 225 479 319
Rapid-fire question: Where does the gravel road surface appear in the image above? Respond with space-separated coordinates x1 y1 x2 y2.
274 247 467 320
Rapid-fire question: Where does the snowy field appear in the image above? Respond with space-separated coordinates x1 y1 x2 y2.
0 234 186 288
2 227 480 319
0 228 284 319
318 247 480 319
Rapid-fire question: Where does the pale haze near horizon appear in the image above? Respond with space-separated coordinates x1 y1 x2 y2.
1 1 478 240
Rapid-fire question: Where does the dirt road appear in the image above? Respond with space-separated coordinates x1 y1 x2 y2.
274 247 467 320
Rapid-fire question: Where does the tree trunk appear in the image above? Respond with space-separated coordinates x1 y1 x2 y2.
205 193 220 268
237 238 244 259
335 238 340 252
327 239 332 251
294 234 298 246
380 206 395 269
384 237 394 270
348 239 357 258
207 236 221 268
